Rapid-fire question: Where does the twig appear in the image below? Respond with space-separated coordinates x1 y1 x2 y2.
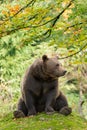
64 22 86 32
0 0 74 38
0 14 38 37
59 43 87 59
33 0 74 42
51 0 74 28
0 0 36 25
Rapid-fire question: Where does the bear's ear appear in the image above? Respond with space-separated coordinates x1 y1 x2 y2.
42 55 48 62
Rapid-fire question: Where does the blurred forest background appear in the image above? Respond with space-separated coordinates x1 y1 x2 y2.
0 0 87 124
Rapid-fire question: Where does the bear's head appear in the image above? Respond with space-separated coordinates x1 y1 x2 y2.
31 55 67 80
42 55 67 78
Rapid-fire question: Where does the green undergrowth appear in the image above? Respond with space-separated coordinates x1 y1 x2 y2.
1 39 87 129
0 112 87 130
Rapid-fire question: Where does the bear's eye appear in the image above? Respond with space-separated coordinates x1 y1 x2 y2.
56 63 59 67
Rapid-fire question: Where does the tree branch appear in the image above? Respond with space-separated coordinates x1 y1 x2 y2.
64 21 87 32
0 0 74 38
59 43 87 59
31 0 74 28
0 0 74 40
11 0 36 18
51 0 74 28
0 14 38 38
34 29 52 43
0 0 36 25
33 0 74 42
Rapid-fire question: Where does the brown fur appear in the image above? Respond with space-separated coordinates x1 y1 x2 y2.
13 55 72 118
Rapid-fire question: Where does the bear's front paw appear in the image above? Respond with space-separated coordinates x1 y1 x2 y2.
59 106 72 116
13 110 25 118
45 106 55 115
28 109 36 116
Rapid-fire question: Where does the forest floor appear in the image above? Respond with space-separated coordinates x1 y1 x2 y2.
0 112 87 130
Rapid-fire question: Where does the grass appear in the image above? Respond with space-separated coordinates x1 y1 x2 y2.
0 112 87 130
0 39 87 130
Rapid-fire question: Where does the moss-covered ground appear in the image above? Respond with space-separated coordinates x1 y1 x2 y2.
0 112 87 130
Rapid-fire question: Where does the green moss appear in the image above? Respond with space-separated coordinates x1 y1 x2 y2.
0 113 87 130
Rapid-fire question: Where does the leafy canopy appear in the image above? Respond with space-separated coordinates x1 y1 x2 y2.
0 0 87 62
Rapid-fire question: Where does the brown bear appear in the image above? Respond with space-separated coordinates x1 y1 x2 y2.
13 55 72 118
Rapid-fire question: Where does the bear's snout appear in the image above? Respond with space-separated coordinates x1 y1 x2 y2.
63 70 67 75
